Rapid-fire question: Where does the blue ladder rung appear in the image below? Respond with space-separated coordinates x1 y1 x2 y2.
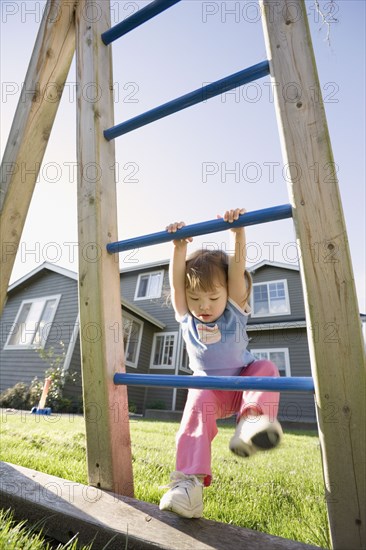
114 373 315 392
104 61 270 140
102 0 182 45
107 204 292 254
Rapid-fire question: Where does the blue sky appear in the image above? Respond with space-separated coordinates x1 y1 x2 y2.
1 1 365 310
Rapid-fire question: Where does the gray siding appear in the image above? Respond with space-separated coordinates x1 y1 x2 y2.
175 389 188 411
63 333 82 410
248 328 315 423
121 265 180 411
120 266 177 331
124 310 155 414
0 270 78 393
145 386 174 410
145 374 191 412
247 266 315 422
63 307 159 415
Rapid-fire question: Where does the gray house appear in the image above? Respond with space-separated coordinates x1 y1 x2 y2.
0 260 318 423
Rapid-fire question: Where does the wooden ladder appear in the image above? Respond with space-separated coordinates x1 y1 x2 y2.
0 2 365 548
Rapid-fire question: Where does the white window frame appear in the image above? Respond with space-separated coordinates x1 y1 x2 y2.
251 279 291 318
122 313 143 369
178 339 193 374
134 270 164 301
250 348 291 376
150 331 178 369
4 294 61 350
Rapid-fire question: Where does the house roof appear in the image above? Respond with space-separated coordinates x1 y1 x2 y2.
247 260 299 273
8 259 300 291
8 262 78 292
120 259 169 274
6 261 364 327
120 259 300 274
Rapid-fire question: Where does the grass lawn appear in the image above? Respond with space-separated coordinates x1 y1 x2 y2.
0 508 93 550
0 410 330 549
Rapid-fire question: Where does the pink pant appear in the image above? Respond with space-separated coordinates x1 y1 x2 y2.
176 360 280 486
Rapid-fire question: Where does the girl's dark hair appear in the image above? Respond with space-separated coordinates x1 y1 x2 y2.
185 249 228 292
185 249 252 303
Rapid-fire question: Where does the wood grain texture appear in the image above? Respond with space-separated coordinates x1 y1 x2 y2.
0 462 323 550
0 0 78 312
75 0 133 496
260 2 366 548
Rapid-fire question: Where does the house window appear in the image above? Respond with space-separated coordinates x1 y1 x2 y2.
151 332 177 368
5 295 61 349
251 348 291 376
134 271 164 300
122 314 143 368
252 280 290 317
179 342 193 373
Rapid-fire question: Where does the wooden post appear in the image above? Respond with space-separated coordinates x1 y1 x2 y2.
0 0 77 313
260 2 365 548
75 0 134 496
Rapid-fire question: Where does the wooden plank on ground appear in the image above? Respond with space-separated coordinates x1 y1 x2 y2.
260 2 366 549
75 0 134 496
0 0 78 312
0 462 323 550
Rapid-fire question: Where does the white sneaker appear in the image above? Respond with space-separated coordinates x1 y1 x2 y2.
229 415 283 457
159 471 203 518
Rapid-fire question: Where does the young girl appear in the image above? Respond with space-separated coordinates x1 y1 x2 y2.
159 208 283 519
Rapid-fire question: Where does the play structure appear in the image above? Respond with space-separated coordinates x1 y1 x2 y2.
0 1 365 548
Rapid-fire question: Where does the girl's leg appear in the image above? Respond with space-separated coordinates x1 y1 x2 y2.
176 387 240 486
229 360 283 457
239 359 280 419
160 387 240 517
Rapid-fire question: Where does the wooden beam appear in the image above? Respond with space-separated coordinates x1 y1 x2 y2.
75 0 134 496
0 0 78 313
260 2 365 549
0 462 322 550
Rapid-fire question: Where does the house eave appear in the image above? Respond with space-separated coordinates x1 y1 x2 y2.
8 262 77 292
120 259 170 275
248 260 299 273
121 298 165 330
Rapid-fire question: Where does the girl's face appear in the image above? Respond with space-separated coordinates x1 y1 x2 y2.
186 279 227 323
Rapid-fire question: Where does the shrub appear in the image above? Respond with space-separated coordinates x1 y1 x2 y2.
0 343 80 413
128 402 138 414
36 343 79 412
0 372 77 413
0 382 31 409
28 377 43 406
147 399 166 410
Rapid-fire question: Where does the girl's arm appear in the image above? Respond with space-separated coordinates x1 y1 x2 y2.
166 222 192 318
223 208 249 310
